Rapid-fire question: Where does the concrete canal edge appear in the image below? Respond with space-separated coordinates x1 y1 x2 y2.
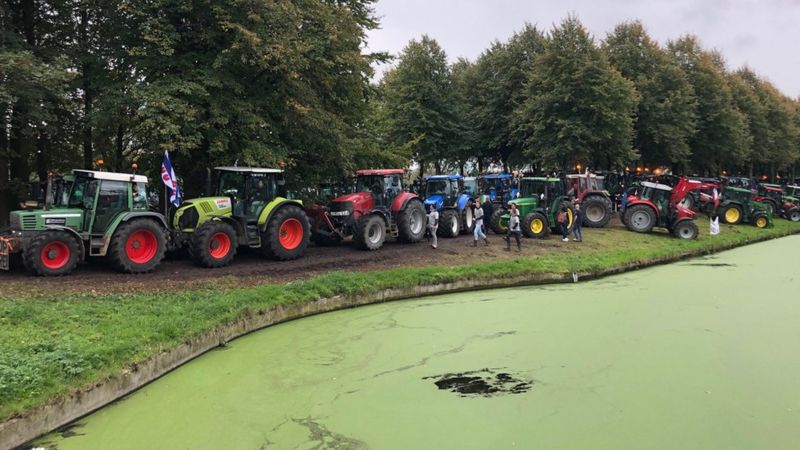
2 231 799 449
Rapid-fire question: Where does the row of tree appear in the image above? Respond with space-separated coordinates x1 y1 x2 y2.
1 4 798 225
378 17 800 181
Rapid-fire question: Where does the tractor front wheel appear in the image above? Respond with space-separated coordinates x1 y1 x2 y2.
722 205 743 224
490 207 508 234
522 212 549 239
354 215 386 251
461 206 474 234
108 219 167 273
397 199 426 243
753 214 769 229
672 220 699 240
438 210 460 238
262 205 310 260
23 231 81 276
786 208 800 222
624 204 656 233
581 195 612 228
190 220 238 268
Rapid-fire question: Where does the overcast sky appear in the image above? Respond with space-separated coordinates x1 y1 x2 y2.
365 0 800 98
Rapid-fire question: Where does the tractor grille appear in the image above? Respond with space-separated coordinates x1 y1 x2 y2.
178 206 199 229
198 200 214 214
9 213 20 230
329 201 354 228
21 215 37 230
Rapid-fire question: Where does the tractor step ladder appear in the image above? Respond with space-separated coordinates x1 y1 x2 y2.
245 224 261 247
387 225 399 238
89 236 104 256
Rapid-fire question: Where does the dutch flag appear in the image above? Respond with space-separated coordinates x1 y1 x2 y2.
161 151 182 207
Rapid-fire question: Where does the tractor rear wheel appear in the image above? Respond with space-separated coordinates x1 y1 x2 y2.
624 204 656 233
753 213 769 229
190 221 238 268
261 205 309 260
438 210 460 238
672 220 699 240
489 207 508 234
461 206 474 234
581 195 612 228
787 208 800 222
23 230 80 276
722 204 743 224
556 201 576 232
763 198 779 216
354 215 386 250
397 199 425 243
522 212 549 239
108 219 166 273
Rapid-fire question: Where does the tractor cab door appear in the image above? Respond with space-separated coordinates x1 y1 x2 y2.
383 174 402 206
91 180 130 234
243 173 277 223
65 175 97 232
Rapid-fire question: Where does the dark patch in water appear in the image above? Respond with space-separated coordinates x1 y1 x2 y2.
58 422 86 439
425 368 532 397
686 263 735 267
293 417 369 449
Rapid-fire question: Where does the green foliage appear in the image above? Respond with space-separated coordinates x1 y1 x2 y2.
515 17 638 171
604 22 696 170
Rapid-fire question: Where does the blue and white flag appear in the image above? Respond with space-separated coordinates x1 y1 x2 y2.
160 151 182 207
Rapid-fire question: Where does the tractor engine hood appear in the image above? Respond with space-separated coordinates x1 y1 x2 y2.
331 192 373 214
423 195 444 210
507 197 538 208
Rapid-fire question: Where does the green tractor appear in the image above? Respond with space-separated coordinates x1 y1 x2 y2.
172 167 309 267
0 170 168 276
717 186 773 228
499 177 575 238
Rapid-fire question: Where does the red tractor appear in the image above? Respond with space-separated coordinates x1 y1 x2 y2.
308 169 426 250
565 173 614 228
623 177 719 239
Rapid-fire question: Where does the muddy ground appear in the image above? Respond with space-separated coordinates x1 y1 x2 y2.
0 220 628 298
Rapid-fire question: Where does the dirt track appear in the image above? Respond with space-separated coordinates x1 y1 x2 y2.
0 222 623 298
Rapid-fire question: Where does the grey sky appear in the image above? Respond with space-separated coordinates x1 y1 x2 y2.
366 0 800 98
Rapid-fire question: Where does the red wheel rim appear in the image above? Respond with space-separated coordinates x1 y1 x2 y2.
278 218 303 250
125 229 158 264
209 232 231 259
40 241 70 270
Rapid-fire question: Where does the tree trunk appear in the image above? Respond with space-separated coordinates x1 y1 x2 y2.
434 161 442 175
80 8 93 169
115 124 125 171
9 103 34 204
0 106 9 226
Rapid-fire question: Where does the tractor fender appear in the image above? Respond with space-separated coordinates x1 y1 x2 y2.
391 192 421 212
257 198 305 232
626 199 660 219
456 193 471 211
368 209 391 226
43 225 86 262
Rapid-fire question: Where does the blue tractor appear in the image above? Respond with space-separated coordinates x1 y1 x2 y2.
423 175 475 237
477 173 519 234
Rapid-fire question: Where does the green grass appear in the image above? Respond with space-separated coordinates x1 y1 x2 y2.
1 220 799 422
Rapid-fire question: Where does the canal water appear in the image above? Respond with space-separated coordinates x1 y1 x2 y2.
33 236 800 449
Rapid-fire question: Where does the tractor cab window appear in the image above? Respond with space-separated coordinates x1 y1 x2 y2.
68 175 93 208
463 179 477 195
425 180 449 197
132 182 148 210
244 174 276 221
93 180 129 233
217 172 246 200
384 175 402 200
520 180 548 200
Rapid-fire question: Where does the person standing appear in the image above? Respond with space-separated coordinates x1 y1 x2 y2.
427 205 439 249
505 203 522 251
557 205 569 242
471 199 489 246
572 201 583 242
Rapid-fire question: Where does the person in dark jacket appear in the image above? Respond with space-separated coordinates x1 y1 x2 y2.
572 201 583 242
505 203 522 251
557 205 570 242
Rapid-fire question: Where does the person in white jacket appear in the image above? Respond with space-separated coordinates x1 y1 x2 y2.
471 198 489 246
427 205 439 249
505 203 522 251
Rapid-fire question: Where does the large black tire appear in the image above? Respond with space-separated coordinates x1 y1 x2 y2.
190 220 238 268
397 199 425 243
721 204 743 225
672 219 699 240
438 209 460 238
261 204 310 260
581 194 612 228
23 230 81 276
624 204 656 233
461 206 474 234
786 208 800 222
354 214 386 250
763 198 779 217
489 207 508 234
108 219 167 273
522 212 549 239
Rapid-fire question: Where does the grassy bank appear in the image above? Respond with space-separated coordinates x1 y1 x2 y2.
2 221 799 423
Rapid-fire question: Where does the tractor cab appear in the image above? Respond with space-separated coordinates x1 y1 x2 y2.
353 169 405 209
518 177 563 202
478 173 518 203
623 179 702 239
787 185 800 198
463 177 478 196
637 181 673 216
423 175 463 210
213 167 286 223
